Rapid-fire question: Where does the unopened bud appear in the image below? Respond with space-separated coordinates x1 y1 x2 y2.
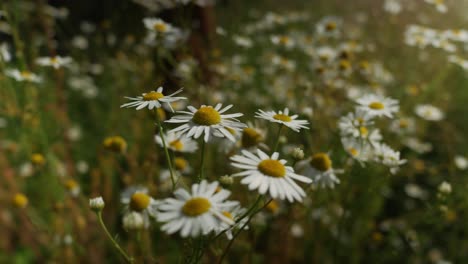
89 196 105 211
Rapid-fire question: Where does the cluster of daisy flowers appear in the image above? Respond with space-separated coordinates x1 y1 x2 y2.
338 93 406 174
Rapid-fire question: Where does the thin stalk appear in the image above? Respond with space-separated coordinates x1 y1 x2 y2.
217 198 273 264
97 212 133 263
155 109 176 191
198 140 207 182
273 124 283 153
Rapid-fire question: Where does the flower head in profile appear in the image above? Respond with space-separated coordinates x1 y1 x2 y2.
36 56 72 69
356 94 399 118
214 205 248 240
143 18 174 35
297 152 342 189
157 180 239 237
121 186 160 228
255 108 309 132
230 149 312 202
414 104 444 121
6 69 41 83
166 104 246 142
373 143 406 174
121 86 185 112
155 131 198 153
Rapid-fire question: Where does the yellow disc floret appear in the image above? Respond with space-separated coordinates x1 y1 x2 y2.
169 139 184 151
273 114 291 122
13 193 28 208
359 126 369 137
310 153 332 172
174 157 188 171
143 91 164 101
192 106 221 126
31 153 46 166
369 102 385 110
222 211 234 220
182 197 211 216
241 128 262 148
154 23 167 33
258 159 286 178
130 192 151 212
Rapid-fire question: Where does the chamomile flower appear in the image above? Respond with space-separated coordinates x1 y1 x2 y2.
121 186 160 228
338 109 374 138
241 122 267 149
255 108 309 132
373 143 406 174
120 86 186 112
143 17 174 35
356 94 399 118
6 69 41 83
36 56 72 69
341 136 373 162
157 180 239 237
454 155 468 170
155 131 198 153
215 205 248 240
166 104 246 142
415 104 444 121
230 149 312 202
297 153 342 189
315 16 342 38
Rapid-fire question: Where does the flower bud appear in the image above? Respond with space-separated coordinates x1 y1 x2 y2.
123 212 145 231
89 196 105 211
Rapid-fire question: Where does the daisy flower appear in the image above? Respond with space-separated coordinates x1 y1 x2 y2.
155 131 198 153
165 104 246 142
373 143 406 174
36 56 72 69
143 17 174 35
121 186 160 228
255 108 309 132
356 94 399 118
338 109 374 139
214 205 248 240
120 86 186 112
341 136 373 162
297 153 342 189
230 149 312 202
5 69 41 83
157 180 239 238
414 104 444 121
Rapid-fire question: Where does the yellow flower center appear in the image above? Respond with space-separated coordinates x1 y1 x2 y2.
50 57 58 64
359 126 369 137
273 114 291 122
31 153 45 165
279 36 290 45
339 60 351 70
13 193 28 208
21 71 32 78
103 136 127 153
368 102 385 110
258 159 286 178
310 153 332 172
399 119 409 128
65 179 78 191
266 200 279 214
241 128 262 148
169 139 184 151
325 22 337 31
182 197 211 216
348 148 359 156
130 192 151 212
154 23 167 33
174 157 188 171
192 106 221 126
222 211 234 220
143 91 164 101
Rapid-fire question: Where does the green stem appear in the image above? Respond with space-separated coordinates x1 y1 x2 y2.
97 212 133 263
217 198 273 264
155 109 176 191
198 140 206 182
273 124 283 153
